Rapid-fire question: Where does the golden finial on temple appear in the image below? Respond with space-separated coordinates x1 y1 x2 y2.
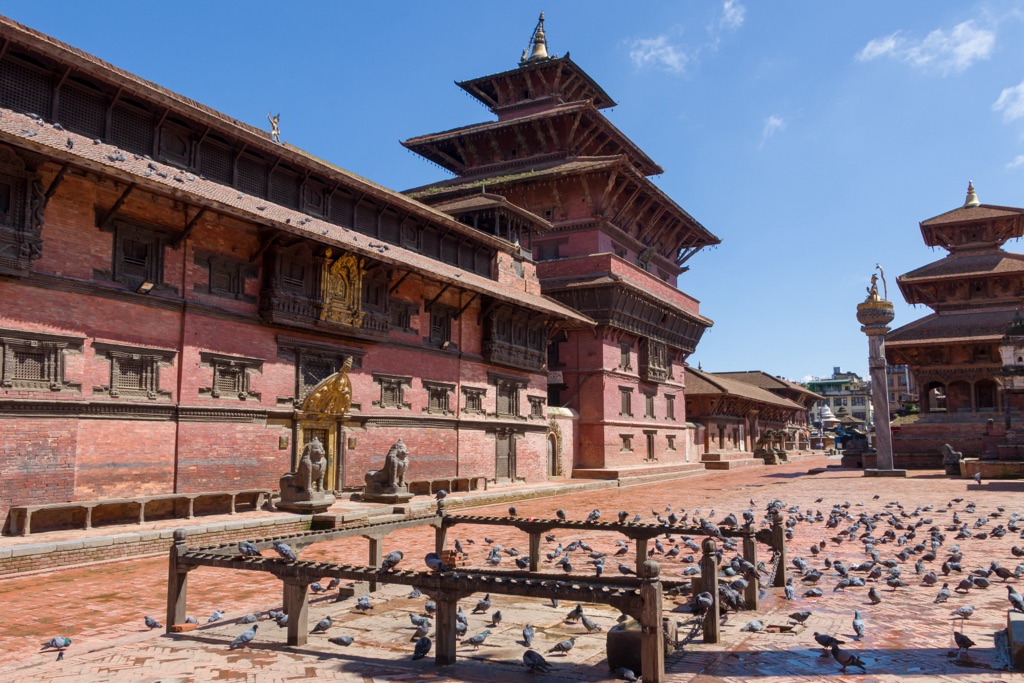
964 180 980 208
520 11 553 65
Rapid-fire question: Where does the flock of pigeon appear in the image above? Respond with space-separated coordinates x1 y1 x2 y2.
38 486 1024 678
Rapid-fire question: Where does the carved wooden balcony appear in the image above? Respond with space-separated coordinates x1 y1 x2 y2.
639 363 670 383
483 340 545 372
259 291 389 340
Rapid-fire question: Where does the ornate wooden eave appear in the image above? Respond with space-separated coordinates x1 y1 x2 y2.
546 280 711 355
456 56 616 112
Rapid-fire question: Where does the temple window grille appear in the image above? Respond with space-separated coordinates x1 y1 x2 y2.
619 386 633 417
423 380 455 415
373 374 412 410
463 386 486 414
0 333 81 392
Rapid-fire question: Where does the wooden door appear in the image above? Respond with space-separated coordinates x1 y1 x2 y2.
495 432 515 480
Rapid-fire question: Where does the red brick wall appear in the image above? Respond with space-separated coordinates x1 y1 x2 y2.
177 421 290 492
73 420 177 499
0 418 77 525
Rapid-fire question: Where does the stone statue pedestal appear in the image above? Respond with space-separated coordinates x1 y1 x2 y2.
864 468 907 478
276 493 336 514
360 487 413 504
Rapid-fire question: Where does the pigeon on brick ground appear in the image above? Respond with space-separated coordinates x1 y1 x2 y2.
272 541 297 562
524 649 552 672
144 616 161 630
329 635 353 646
311 616 333 634
548 637 576 655
523 623 535 647
41 637 72 650
229 624 258 649
473 594 491 613
412 636 431 660
463 629 490 650
830 643 867 673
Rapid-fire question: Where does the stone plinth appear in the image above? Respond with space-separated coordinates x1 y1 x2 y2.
1009 610 1024 670
360 489 413 504
606 617 677 672
961 458 1024 480
864 468 907 478
276 494 335 514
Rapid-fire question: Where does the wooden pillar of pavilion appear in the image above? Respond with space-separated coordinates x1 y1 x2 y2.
700 537 720 644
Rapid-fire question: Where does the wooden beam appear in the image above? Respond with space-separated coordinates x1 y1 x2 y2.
44 163 70 200
424 283 452 312
389 269 412 294
453 292 479 320
98 182 136 229
249 232 279 263
174 207 208 248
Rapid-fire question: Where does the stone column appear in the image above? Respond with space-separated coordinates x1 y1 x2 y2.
857 286 906 477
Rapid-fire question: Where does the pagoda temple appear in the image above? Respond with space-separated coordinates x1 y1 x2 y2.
886 183 1024 466
405 14 720 476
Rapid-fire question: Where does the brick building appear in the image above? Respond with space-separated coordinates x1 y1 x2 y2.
0 15 593 526
402 15 720 478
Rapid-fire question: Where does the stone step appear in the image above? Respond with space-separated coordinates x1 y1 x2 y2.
701 451 755 462
573 462 705 481
703 457 765 470
616 466 708 487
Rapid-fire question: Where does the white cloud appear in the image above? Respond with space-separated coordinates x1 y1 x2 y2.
855 20 994 75
994 80 1024 122
721 0 746 30
1008 154 1024 169
760 115 786 147
629 36 690 74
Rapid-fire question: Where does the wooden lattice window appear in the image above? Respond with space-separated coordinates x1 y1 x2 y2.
198 352 262 401
93 342 174 400
390 300 418 333
373 373 412 410
645 393 655 418
0 331 82 392
301 357 336 400
199 138 233 184
620 342 632 371
423 380 455 416
270 166 301 209
428 305 454 347
158 121 192 168
110 220 169 292
329 191 353 227
236 152 268 197
666 394 676 420
463 387 486 414
491 374 525 418
109 99 153 156
58 81 107 139
0 54 52 118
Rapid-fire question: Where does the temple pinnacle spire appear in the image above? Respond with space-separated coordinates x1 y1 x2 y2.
964 180 980 208
520 11 552 65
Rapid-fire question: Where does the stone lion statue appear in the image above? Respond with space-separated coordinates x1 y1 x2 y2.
280 437 327 502
366 439 409 490
940 443 963 476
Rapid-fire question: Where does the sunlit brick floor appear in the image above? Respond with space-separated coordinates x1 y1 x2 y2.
3 457 1023 682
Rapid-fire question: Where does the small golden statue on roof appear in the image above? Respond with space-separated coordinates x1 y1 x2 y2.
267 112 281 144
866 263 888 301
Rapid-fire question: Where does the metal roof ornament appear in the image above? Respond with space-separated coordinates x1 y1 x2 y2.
964 180 980 208
520 11 552 65
267 112 281 144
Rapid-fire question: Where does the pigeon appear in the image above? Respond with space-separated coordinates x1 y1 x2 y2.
272 541 297 562
144 616 161 629
1009 586 1024 613
804 588 823 598
581 614 602 633
311 616 333 633
241 613 259 624
694 592 714 615
954 630 975 655
491 610 503 627
614 667 638 682
566 603 584 623
229 624 258 649
275 614 288 628
473 594 491 613
523 623 535 646
355 596 373 612
556 509 567 521
784 578 795 600
868 587 882 604
435 489 447 500
41 637 72 650
424 552 447 571
524 649 553 673
329 635 354 646
934 583 952 603
408 587 422 599
424 601 436 615
509 506 518 517
618 563 636 575
741 619 765 632
463 629 490 649
208 610 224 623
380 550 404 572
619 510 630 523
852 611 865 640
586 509 601 523
410 613 429 628
412 636 431 660
830 643 867 673
185 616 198 624
548 636 576 655
310 582 326 594
789 611 811 625
238 541 262 557
974 472 982 484
951 605 975 620
813 632 844 649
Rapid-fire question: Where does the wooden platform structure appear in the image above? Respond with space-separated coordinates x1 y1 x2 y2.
166 503 788 682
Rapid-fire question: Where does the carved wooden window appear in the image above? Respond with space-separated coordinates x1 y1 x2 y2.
355 203 376 235
666 394 676 420
547 338 561 368
93 342 174 400
237 152 268 198
270 166 301 209
158 120 192 168
620 342 632 371
619 386 633 417
0 145 42 278
428 305 454 347
111 221 168 292
401 223 418 250
329 191 354 227
645 393 655 418
0 54 52 118
528 395 546 419
390 299 418 332
379 212 401 244
301 357 336 400
302 180 326 217
373 373 412 410
547 384 564 407
198 352 262 401
492 374 524 418
423 380 455 415
620 434 633 451
110 98 153 156
362 270 388 313
463 387 486 414
666 434 676 451
205 256 253 300
280 258 308 294
0 331 82 392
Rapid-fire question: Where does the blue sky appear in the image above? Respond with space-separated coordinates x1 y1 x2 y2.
6 2 1024 382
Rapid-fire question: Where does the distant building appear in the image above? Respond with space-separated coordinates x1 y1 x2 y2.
805 367 873 429
886 364 919 411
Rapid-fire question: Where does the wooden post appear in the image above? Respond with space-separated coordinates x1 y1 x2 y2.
700 537 720 644
639 560 665 683
165 528 189 633
434 592 459 666
434 523 448 555
528 532 541 572
284 580 309 646
635 537 649 574
771 509 787 588
367 536 383 592
741 525 758 610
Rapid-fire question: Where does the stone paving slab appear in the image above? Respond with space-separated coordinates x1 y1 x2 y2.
4 458 1024 682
